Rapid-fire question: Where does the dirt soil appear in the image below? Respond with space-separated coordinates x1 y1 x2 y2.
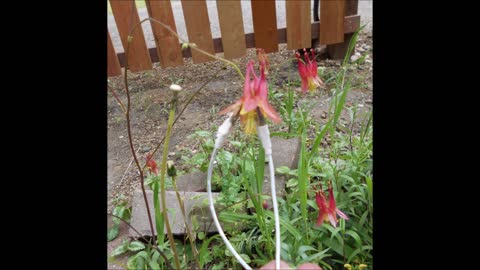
107 28 372 214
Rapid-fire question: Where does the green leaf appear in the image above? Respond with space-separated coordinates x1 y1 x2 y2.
219 212 255 222
347 247 364 263
212 262 225 270
366 175 373 201
309 120 331 162
151 250 161 265
240 254 251 264
276 166 291 174
346 230 362 247
128 241 145 252
136 256 145 270
126 255 137 270
111 241 129 257
297 245 317 259
265 211 302 240
255 146 265 194
112 206 125 225
230 141 242 148
148 260 161 270
358 211 369 227
107 226 119 242
299 248 331 264
298 133 309 221
286 178 298 188
198 231 205 240
195 130 211 138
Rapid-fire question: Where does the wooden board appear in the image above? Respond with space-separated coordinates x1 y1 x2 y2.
251 0 278 53
286 0 311 50
110 0 152 72
326 0 359 59
145 0 183 67
320 0 346 45
181 0 215 63
216 0 246 59
107 30 122 77
116 15 361 66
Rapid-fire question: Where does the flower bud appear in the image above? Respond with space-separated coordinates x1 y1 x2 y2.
167 160 177 177
169 84 182 92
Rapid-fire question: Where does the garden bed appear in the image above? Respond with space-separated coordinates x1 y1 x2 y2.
107 27 372 270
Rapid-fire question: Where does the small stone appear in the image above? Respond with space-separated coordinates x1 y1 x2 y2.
140 146 151 153
119 136 124 139
168 152 175 156
263 137 301 197
358 104 365 108
129 190 245 236
168 171 207 192
350 52 362 62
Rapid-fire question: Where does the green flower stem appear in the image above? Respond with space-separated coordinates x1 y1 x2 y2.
158 92 181 269
171 176 201 270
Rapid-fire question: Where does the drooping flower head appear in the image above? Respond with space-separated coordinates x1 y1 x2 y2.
256 48 270 75
295 48 324 94
145 153 158 176
219 60 281 134
315 181 349 227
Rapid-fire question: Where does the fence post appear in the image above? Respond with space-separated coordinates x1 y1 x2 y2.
251 0 278 53
326 0 359 60
110 0 152 72
145 0 184 68
108 30 122 77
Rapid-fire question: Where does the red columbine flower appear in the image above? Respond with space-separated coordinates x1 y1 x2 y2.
219 60 281 134
315 181 348 227
145 153 158 176
256 48 270 75
295 48 324 94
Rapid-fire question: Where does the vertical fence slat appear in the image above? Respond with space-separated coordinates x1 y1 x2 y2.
286 0 311 50
251 0 278 53
320 0 346 45
108 30 122 77
326 0 359 59
216 0 246 59
145 0 183 67
181 0 215 63
110 0 152 72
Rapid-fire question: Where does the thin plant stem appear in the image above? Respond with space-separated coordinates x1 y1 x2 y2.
108 84 127 114
123 38 156 248
172 175 202 270
158 91 181 269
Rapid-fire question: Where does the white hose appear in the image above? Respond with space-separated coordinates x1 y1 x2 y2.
206 117 281 270
258 125 281 270
207 116 252 270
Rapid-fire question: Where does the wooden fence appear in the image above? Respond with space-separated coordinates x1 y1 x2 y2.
108 0 360 77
